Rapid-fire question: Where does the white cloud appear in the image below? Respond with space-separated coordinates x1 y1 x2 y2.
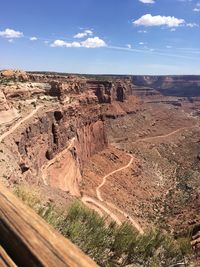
51 40 65 47
74 29 93 39
166 45 172 49
8 39 13 43
81 37 107 48
51 36 106 48
30 36 38 41
0 28 23 38
139 42 144 45
74 32 87 38
126 44 132 49
139 0 155 3
133 14 185 27
51 40 81 48
170 28 176 32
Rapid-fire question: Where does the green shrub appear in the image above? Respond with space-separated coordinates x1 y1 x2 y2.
58 201 115 265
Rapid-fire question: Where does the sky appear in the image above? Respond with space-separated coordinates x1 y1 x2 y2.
0 0 200 75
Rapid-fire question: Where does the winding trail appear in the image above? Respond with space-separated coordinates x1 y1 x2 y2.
83 154 144 234
96 154 133 202
0 106 43 143
82 196 121 225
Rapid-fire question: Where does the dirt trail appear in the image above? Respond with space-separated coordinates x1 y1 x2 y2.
82 196 121 225
83 154 144 234
41 137 76 186
132 126 197 145
0 106 43 143
96 154 133 201
82 198 104 217
105 201 144 234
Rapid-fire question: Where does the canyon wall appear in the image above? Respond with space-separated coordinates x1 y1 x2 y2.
8 94 107 195
0 73 142 193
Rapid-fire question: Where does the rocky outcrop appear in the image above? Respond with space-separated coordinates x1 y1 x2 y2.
86 78 133 103
49 80 86 103
2 83 50 100
86 81 112 103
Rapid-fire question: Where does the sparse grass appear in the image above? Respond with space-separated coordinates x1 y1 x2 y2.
14 186 41 211
14 185 62 227
14 186 193 267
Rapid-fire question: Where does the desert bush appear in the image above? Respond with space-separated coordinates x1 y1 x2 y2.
58 201 116 265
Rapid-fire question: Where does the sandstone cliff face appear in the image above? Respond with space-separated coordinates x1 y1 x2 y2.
86 81 112 103
86 78 133 103
49 80 86 101
48 148 82 196
48 77 135 105
12 101 107 194
0 71 139 194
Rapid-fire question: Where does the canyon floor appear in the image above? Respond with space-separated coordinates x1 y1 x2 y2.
0 70 200 259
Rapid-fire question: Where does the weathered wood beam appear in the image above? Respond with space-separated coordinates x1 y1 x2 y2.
0 183 98 267
0 246 17 267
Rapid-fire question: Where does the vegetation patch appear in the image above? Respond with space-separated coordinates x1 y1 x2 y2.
15 186 193 267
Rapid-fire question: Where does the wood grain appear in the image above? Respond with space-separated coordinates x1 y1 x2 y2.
0 245 18 267
0 183 98 267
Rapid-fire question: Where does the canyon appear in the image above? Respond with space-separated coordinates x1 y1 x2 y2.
0 70 200 258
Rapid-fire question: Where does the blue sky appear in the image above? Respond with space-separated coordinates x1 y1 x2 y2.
0 0 200 74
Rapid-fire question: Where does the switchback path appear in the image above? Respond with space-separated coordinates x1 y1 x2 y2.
83 154 144 234
82 196 121 225
96 154 133 202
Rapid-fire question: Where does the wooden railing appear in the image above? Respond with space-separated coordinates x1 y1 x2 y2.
0 183 98 267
